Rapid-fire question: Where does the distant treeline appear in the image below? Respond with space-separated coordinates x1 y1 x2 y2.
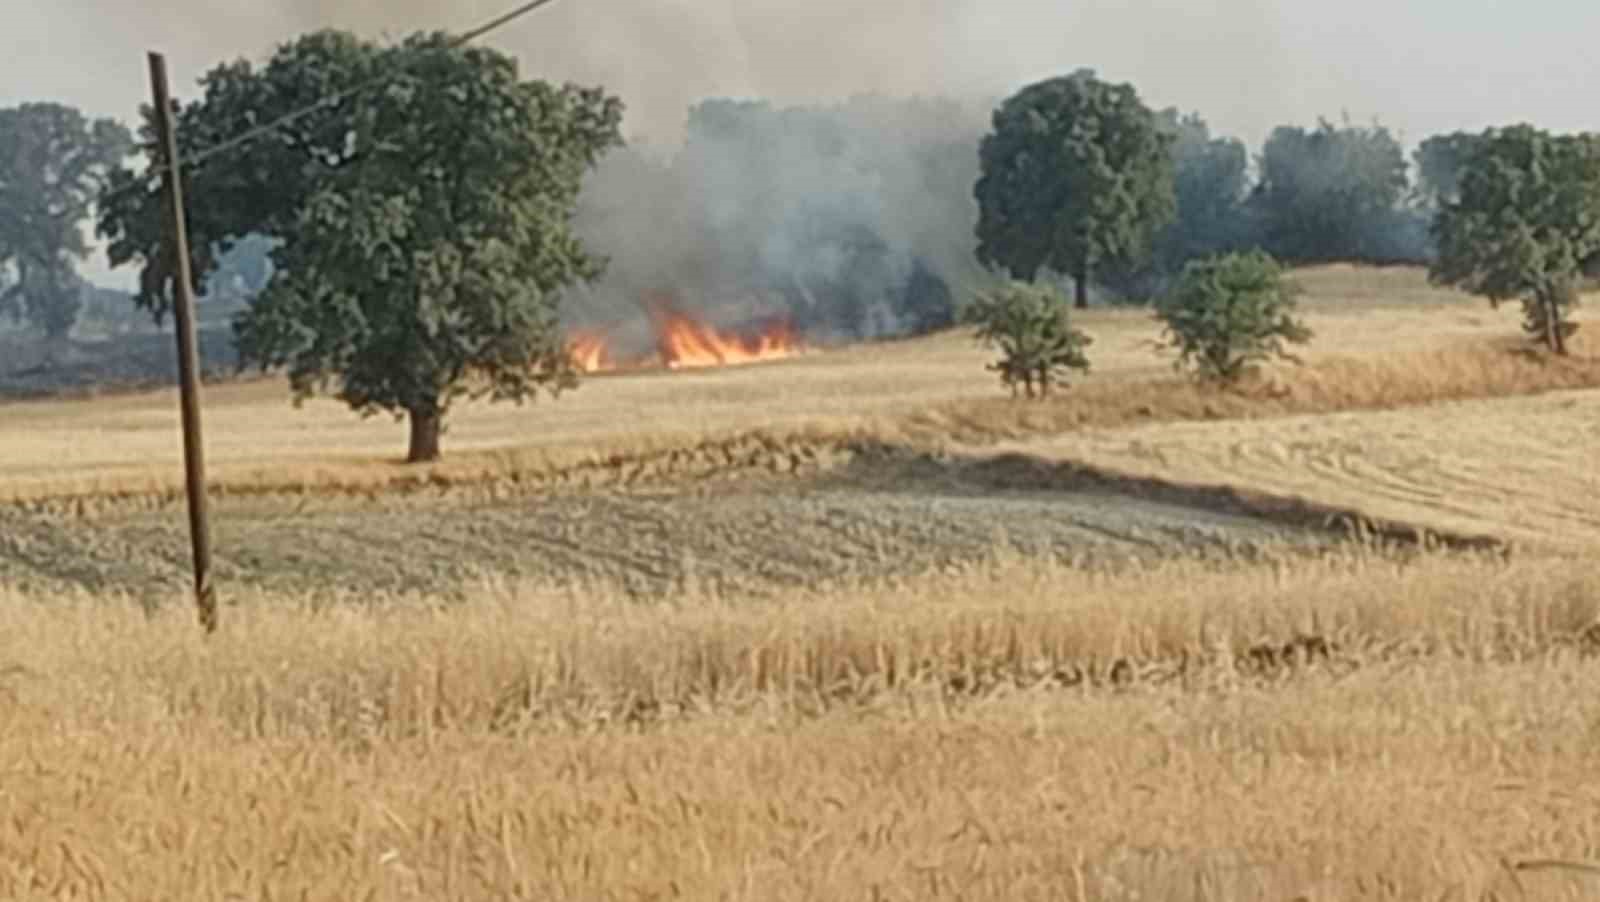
0 88 1512 346
572 96 1479 335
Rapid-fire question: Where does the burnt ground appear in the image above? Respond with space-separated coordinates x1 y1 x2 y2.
0 455 1336 605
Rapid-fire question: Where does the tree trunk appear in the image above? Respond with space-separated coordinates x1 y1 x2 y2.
1073 263 1090 310
1546 292 1568 356
407 409 443 463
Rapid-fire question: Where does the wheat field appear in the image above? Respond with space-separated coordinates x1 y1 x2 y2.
995 387 1600 553
1 266 1597 509
3 265 1600 899
5 553 1600 899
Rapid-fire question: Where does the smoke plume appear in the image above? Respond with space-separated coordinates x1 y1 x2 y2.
567 94 995 346
19 0 1504 312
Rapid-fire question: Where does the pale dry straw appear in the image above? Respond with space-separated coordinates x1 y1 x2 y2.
2 551 1600 898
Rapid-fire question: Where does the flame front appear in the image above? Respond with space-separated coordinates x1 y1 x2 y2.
645 293 803 370
566 330 611 374
564 295 805 375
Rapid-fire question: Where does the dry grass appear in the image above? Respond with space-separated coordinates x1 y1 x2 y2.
4 551 1600 899
4 264 1600 899
2 290 1597 510
1000 387 1600 553
5 341 1595 516
897 342 1600 447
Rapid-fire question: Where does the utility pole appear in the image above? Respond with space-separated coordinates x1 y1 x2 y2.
147 52 219 635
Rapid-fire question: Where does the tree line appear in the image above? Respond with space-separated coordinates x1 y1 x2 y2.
971 68 1594 362
1 31 1594 458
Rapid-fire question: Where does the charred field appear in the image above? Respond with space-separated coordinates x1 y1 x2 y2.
5 265 1600 899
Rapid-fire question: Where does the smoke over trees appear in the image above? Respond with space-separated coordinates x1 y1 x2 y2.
1099 108 1253 301
572 86 1459 334
1250 117 1428 265
1413 131 1485 212
4 19 1564 370
569 94 991 345
0 102 131 340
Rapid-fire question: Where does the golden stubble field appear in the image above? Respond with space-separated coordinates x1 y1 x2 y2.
1 264 1594 505
3 265 1600 899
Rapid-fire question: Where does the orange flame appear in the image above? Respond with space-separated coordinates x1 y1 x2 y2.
564 295 806 374
644 292 803 370
566 329 612 373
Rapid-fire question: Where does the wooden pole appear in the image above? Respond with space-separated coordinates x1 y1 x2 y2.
147 51 218 635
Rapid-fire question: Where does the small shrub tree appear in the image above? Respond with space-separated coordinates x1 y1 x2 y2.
964 281 1092 398
1155 250 1312 384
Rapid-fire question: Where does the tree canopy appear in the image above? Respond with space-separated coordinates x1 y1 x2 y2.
974 69 1176 308
97 30 624 461
1430 125 1600 355
0 102 131 339
1250 117 1417 264
1413 131 1484 212
964 280 1092 398
1099 108 1252 301
1160 109 1252 264
1155 250 1312 384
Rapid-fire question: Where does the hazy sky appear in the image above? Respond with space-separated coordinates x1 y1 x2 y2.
6 0 1600 286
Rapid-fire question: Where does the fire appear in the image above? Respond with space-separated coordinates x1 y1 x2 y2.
566 329 612 374
644 292 803 370
564 294 805 374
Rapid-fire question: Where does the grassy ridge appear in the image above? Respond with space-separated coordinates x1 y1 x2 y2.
5 342 1598 515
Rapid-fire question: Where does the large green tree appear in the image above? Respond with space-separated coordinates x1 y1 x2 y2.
1430 125 1600 355
0 102 131 340
974 70 1177 309
1251 117 1413 263
98 30 624 461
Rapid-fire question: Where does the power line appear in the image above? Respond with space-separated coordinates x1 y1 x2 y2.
107 0 568 200
186 0 565 171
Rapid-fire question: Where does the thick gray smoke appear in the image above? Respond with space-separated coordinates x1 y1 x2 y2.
26 0 1507 299
250 3 1002 344
567 94 995 346
259 0 970 147
20 1 1001 297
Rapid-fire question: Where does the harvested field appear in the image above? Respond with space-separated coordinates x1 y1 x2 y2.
4 553 1600 900
2 265 1596 508
999 387 1600 553
3 265 1599 899
0 460 1329 602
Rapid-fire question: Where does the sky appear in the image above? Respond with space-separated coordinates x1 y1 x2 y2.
6 0 1600 288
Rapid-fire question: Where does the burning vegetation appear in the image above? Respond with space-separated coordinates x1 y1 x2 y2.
565 330 612 374
567 293 806 374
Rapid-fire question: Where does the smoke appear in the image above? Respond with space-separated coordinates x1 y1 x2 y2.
566 93 995 345
1252 118 1433 265
260 3 999 344
15 0 1524 302
247 0 972 147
